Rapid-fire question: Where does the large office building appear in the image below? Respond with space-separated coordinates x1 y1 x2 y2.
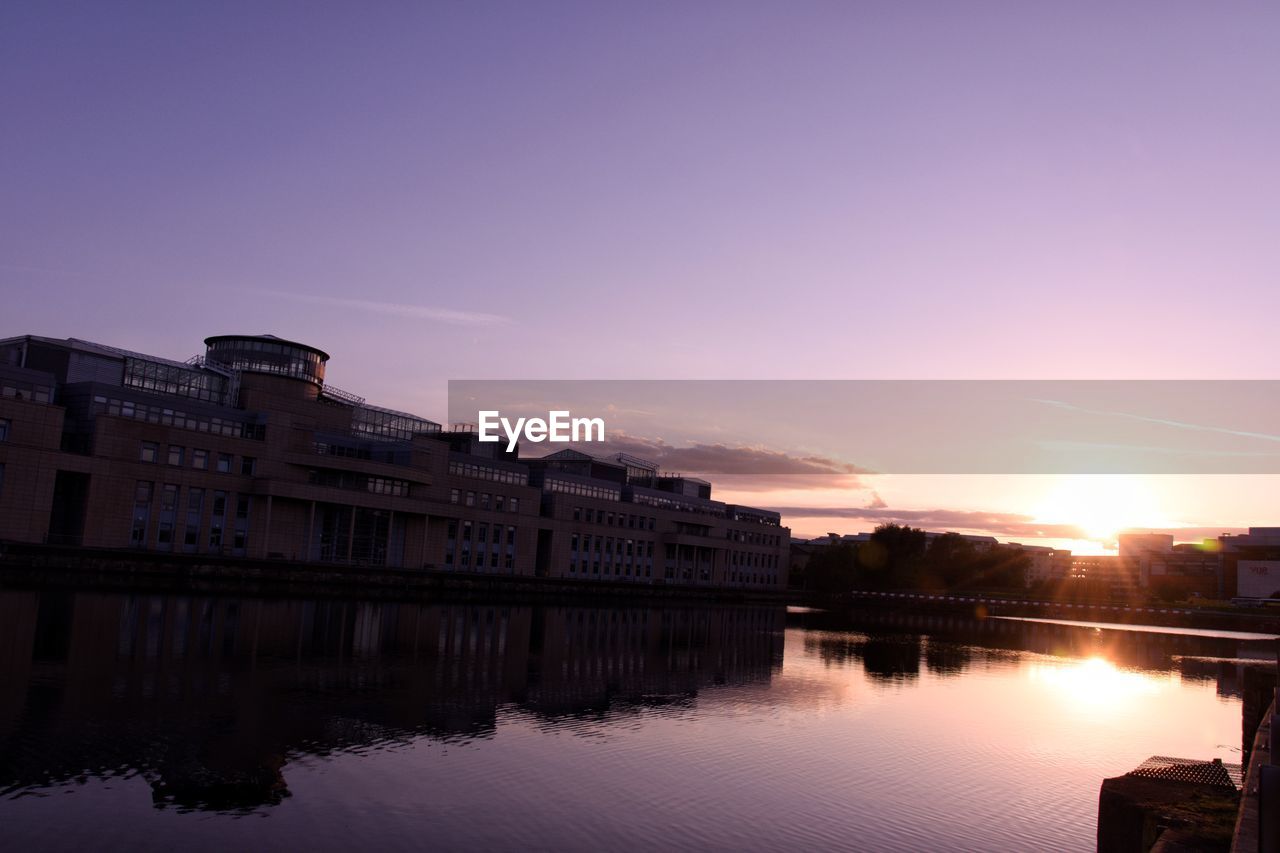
0 334 788 589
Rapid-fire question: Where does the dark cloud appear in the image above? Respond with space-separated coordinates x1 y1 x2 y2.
566 432 870 491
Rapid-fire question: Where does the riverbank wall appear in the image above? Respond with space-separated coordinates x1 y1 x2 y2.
0 541 791 605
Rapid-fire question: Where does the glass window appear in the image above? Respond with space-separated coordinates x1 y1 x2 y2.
0 418 9 441
510 497 519 513
140 442 158 463
450 488 459 504
167 445 183 466
216 453 232 473
480 492 491 510
241 456 256 476
465 491 475 507
192 449 208 470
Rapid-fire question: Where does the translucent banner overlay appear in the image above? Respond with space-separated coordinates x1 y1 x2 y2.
446 380 1280 475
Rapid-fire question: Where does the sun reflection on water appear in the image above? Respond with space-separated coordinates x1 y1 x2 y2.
1027 656 1164 712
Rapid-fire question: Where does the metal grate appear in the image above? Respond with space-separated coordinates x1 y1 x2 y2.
1127 755 1243 789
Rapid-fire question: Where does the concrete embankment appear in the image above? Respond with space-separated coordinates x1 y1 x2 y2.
835 589 1280 634
0 541 791 604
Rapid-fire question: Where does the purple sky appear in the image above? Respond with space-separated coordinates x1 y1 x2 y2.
4 3 1278 545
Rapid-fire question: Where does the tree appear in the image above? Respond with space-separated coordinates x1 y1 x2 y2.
805 543 860 594
868 524 927 588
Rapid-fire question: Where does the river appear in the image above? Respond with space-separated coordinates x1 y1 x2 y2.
0 590 1272 851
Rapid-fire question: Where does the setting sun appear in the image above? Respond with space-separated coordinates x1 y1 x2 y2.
1034 476 1175 549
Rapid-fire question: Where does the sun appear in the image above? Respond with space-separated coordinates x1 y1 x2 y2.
1033 476 1174 547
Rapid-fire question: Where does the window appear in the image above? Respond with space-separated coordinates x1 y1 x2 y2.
236 496 251 520
209 490 227 550
465 491 475 507
495 495 505 512
184 488 204 551
192 449 208 470
241 456 256 475
131 481 153 546
450 488 460 504
0 418 9 441
510 497 519 513
216 453 232 474
480 492 491 510
157 484 179 548
167 445 184 466
140 442 159 463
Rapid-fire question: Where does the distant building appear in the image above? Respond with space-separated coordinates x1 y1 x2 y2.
0 333 789 589
1235 560 1280 598
1006 543 1073 586
1218 528 1280 598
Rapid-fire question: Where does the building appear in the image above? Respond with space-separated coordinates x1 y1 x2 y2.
1218 528 1280 599
1006 543 1073 586
0 334 789 589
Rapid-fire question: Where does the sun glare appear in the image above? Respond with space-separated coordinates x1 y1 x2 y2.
1033 476 1174 549
1028 656 1162 712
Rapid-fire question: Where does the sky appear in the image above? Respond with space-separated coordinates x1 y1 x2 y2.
3 2 1278 552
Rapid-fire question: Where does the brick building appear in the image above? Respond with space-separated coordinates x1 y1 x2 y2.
0 334 788 589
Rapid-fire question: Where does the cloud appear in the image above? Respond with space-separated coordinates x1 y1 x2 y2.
256 289 512 328
865 491 887 509
1030 398 1280 445
540 431 870 491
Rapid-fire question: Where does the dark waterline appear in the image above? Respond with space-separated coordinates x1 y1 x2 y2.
0 589 1269 851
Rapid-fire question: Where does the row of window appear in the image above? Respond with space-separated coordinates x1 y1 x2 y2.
95 395 264 439
730 551 779 570
1 383 51 403
444 520 518 570
448 460 529 486
350 405 440 442
729 571 778 586
571 534 655 558
139 442 255 475
307 469 411 497
132 480 251 555
727 529 783 547
631 491 713 514
449 488 521 513
568 533 656 580
544 478 620 502
571 506 657 531
314 441 372 460
123 357 230 405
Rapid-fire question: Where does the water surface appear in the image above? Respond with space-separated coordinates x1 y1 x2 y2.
0 590 1268 851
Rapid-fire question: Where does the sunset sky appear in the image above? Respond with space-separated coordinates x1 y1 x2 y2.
4 3 1278 553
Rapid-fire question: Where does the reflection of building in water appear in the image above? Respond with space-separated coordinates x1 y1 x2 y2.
0 591 783 811
524 606 784 716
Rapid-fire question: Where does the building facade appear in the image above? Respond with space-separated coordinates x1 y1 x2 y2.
0 334 789 590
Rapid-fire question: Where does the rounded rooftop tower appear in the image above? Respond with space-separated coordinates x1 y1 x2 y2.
204 334 329 386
